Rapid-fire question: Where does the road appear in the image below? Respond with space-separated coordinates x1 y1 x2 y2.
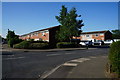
2 48 109 78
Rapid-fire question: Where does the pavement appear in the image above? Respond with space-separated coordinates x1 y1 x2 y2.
1 47 87 52
42 55 108 79
66 56 107 78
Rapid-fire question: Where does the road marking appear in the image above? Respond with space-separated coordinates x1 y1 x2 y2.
40 65 61 79
70 59 84 62
46 54 61 56
3 57 25 60
40 57 91 79
65 53 74 55
70 58 91 63
63 63 78 67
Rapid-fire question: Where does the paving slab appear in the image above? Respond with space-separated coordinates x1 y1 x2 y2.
67 56 108 78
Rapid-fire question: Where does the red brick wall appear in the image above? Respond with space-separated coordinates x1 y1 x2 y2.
73 34 105 41
92 35 104 40
19 32 49 41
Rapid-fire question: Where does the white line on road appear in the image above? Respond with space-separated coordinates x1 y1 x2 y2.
3 57 25 60
65 53 74 55
62 63 78 67
46 54 61 56
78 58 90 60
70 58 91 63
70 59 84 63
40 65 61 79
40 57 91 79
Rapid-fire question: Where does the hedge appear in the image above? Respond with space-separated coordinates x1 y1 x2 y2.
29 43 49 49
14 41 30 49
56 42 79 48
109 41 120 76
14 41 49 49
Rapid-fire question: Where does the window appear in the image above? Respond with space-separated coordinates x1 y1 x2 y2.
86 35 89 37
38 31 41 33
39 38 43 41
100 33 103 36
95 34 98 36
94 34 99 37
42 32 45 36
45 30 49 33
34 33 38 36
31 34 33 37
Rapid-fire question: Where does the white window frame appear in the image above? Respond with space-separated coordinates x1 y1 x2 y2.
42 32 45 36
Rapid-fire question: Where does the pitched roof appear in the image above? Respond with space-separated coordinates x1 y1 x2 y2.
81 30 110 34
20 25 60 36
35 25 60 32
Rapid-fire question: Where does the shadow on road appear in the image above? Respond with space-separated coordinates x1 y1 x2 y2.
81 45 110 49
89 45 110 48
2 51 13 55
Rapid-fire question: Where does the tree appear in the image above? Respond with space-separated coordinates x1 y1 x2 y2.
6 29 22 47
112 29 120 39
56 5 84 42
6 29 17 41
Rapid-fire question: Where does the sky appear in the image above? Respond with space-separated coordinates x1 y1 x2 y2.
2 2 118 38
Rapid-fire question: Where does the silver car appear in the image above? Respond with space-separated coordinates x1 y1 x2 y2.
79 41 93 46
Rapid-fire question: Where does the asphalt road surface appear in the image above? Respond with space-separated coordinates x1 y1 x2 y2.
2 48 109 78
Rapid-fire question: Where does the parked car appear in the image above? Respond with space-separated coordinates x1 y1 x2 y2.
79 40 93 46
93 40 104 45
104 40 114 45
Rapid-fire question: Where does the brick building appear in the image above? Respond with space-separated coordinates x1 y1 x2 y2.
19 25 60 44
74 30 112 42
19 25 112 43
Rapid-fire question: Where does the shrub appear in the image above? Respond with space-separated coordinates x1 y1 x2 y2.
14 41 30 49
7 37 23 48
29 43 49 49
109 41 120 75
56 42 79 48
14 41 49 49
28 39 34 42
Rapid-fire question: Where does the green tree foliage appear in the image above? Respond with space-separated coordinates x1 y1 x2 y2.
56 5 84 42
6 29 23 47
112 29 120 39
109 41 120 76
